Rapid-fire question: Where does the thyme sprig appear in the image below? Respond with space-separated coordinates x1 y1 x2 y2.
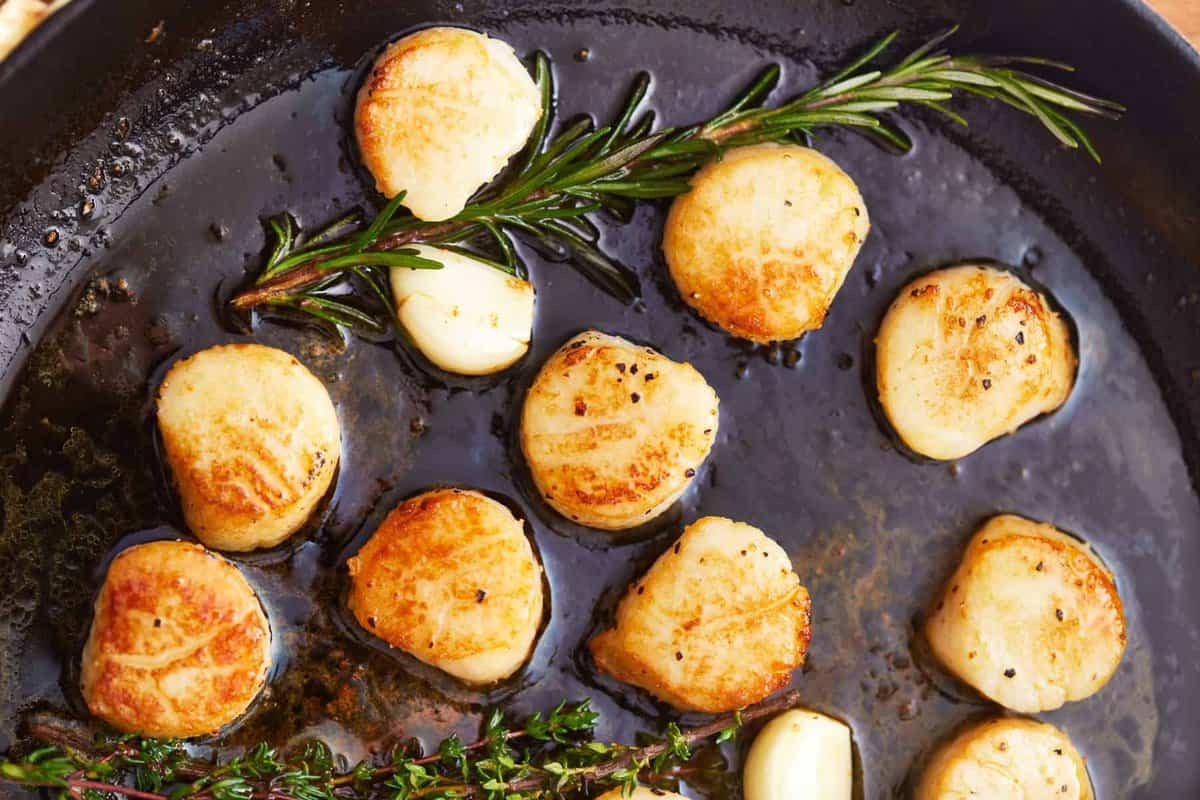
3 693 790 799
229 27 1121 326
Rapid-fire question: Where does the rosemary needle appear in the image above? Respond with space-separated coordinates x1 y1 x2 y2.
230 27 1122 330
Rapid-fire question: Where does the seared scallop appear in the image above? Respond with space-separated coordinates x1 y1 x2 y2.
80 540 272 738
914 717 1092 800
662 143 870 343
743 709 853 800
589 516 811 712
520 331 719 530
925 514 1125 713
391 245 535 375
875 264 1076 460
157 344 340 552
354 27 542 221
596 790 686 800
347 488 544 684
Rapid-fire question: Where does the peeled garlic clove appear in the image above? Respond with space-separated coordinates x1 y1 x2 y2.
390 245 535 375
743 709 853 800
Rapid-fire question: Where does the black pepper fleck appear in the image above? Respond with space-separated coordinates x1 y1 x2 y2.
1016 331 1025 345
1056 608 1064 621
684 468 695 478
675 651 683 661
631 392 641 403
1004 668 1016 678
476 589 487 603
616 362 626 373
982 378 992 390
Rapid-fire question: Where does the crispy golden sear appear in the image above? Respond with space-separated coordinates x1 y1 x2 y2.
875 264 1076 460
157 344 340 552
925 514 1125 713
80 540 272 738
915 717 1093 800
354 27 541 221
595 789 686 800
520 331 719 530
589 516 811 712
348 489 544 684
663 143 869 343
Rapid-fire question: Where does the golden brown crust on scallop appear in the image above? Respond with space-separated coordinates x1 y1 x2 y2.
875 264 1076 460
520 331 719 530
347 489 544 684
589 516 811 712
354 27 541 221
663 143 870 343
157 343 340 552
914 717 1093 800
925 515 1125 713
80 540 272 738
595 789 686 800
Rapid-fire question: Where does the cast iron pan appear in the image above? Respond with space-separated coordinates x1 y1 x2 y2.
0 0 1198 797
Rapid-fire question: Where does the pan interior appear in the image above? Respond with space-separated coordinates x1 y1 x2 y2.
0 5 1196 799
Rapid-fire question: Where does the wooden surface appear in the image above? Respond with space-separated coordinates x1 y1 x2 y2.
1148 0 1200 47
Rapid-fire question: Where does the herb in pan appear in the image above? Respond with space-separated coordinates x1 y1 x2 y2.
1 693 780 800
229 27 1122 327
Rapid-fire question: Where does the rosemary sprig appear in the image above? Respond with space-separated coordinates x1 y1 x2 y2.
229 27 1122 326
4 693 791 800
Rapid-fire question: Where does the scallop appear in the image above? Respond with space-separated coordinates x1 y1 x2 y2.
80 540 272 738
157 343 340 552
589 516 811 712
520 331 719 530
595 789 686 800
914 717 1092 800
925 514 1125 713
875 264 1076 460
662 143 870 343
391 245 535 375
743 709 853 800
347 488 544 684
354 26 542 221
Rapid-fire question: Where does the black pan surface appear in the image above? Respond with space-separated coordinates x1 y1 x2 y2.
0 1 1198 797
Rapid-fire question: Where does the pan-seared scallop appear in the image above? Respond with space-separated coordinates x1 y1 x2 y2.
914 717 1092 800
662 143 870 343
589 516 811 712
391 245 535 375
520 331 719 530
875 264 1076 460
355 27 542 221
925 515 1125 713
347 488 544 684
157 344 340 552
596 789 686 800
80 540 272 738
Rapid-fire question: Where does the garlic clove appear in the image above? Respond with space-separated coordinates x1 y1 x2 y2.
390 245 535 376
743 709 853 800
